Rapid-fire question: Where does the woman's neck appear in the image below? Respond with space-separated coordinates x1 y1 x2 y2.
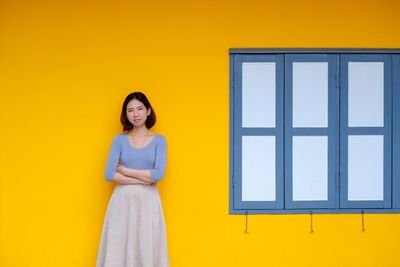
130 126 148 136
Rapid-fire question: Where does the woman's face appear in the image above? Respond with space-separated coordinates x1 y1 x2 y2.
126 99 150 128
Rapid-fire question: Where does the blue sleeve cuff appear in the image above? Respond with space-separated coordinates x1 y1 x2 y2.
105 169 116 182
104 134 121 182
150 169 162 182
150 136 167 182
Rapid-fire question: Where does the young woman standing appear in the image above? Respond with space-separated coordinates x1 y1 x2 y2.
96 92 169 267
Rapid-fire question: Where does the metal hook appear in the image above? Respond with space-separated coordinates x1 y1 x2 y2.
361 210 366 232
309 211 314 234
244 211 249 234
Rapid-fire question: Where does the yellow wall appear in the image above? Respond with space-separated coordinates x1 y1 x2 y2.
1 0 400 266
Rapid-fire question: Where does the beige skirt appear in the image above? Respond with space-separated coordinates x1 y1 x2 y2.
96 184 169 267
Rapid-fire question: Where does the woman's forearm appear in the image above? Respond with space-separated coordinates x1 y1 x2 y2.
117 165 152 182
112 171 152 185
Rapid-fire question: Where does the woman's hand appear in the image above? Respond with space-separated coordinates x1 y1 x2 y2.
116 165 157 186
117 164 126 175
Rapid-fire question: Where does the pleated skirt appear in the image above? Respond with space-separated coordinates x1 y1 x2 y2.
96 184 169 267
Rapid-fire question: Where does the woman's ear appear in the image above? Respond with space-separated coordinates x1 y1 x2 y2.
147 108 151 116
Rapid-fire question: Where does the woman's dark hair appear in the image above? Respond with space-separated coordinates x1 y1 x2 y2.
120 92 156 131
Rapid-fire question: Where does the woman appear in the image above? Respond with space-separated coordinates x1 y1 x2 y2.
96 92 169 267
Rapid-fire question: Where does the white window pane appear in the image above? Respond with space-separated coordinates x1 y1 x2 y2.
292 136 328 201
242 136 276 201
348 135 384 201
242 62 276 127
348 62 384 127
293 62 328 128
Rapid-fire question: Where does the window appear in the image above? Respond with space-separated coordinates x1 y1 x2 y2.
229 49 400 214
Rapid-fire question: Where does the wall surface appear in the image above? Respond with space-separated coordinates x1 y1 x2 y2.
1 0 400 266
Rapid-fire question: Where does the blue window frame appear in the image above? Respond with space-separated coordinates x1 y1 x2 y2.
394 55 400 209
339 54 392 209
230 49 400 214
231 54 284 210
284 54 337 209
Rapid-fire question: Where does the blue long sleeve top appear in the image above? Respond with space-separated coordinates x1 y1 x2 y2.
105 133 167 182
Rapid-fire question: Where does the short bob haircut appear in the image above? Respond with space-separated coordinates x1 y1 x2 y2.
120 92 156 131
